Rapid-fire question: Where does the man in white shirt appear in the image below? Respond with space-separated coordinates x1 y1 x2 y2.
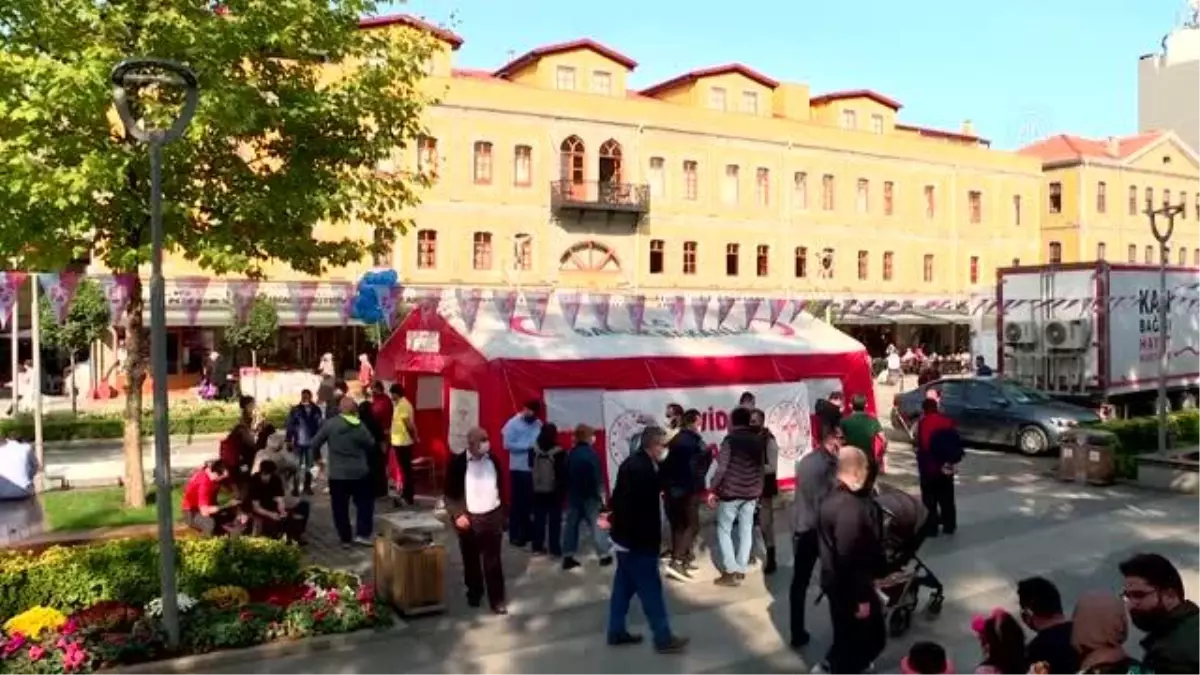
0 435 37 500
445 427 507 614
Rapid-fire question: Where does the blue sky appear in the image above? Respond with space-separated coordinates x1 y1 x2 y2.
382 0 1190 149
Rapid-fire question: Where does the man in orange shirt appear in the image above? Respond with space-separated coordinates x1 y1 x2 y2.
181 460 242 536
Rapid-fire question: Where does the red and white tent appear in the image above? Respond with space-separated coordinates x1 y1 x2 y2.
376 292 874 490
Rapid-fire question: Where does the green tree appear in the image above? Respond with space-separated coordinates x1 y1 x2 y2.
224 295 278 366
38 279 111 415
0 1 437 506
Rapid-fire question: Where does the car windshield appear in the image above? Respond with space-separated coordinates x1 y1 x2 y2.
997 381 1051 404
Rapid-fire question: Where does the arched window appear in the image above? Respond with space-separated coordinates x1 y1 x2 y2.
559 136 586 185
559 240 620 272
598 139 623 184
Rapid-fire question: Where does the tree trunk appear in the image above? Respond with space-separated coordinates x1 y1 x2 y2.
123 278 147 508
69 351 77 415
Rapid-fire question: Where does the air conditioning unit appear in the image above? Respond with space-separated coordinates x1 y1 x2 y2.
1003 321 1037 345
1045 319 1090 350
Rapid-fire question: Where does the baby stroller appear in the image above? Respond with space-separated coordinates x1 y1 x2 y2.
874 483 945 637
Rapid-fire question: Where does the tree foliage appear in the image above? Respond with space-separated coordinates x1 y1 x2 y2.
38 280 111 355
0 0 439 505
223 295 278 357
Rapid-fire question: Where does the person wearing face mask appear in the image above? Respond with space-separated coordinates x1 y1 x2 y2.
1119 552 1199 674
501 400 543 548
1070 591 1142 674
813 445 886 675
1017 576 1080 674
604 426 689 654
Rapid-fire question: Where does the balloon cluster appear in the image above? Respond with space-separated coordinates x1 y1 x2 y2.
350 268 399 324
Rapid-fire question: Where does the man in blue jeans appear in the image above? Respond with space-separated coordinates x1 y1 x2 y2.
604 425 689 654
707 406 766 587
501 400 542 547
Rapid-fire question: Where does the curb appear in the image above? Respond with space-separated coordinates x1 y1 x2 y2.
114 620 407 674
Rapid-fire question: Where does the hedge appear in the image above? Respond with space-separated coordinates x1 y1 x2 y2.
1093 409 1200 479
0 401 290 443
0 537 302 621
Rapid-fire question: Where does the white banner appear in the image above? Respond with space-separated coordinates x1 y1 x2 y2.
600 379 841 491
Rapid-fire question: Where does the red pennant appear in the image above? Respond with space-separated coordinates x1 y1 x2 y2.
102 274 137 326
626 295 646 332
38 272 83 324
493 290 518 327
0 272 27 329
690 296 710 329
667 296 686 330
716 297 736 326
175 276 210 326
230 279 260 323
767 298 787 326
526 290 550 331
591 293 611 330
558 291 582 329
455 289 483 332
289 281 320 328
742 297 762 329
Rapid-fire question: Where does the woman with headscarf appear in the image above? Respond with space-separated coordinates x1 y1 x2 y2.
1069 591 1143 674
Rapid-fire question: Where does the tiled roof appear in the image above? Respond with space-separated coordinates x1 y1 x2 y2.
358 14 464 50
1018 131 1165 163
809 89 902 111
639 64 779 98
493 39 638 79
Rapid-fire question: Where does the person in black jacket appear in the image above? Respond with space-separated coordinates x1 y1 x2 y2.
815 445 886 674
605 425 689 654
661 409 706 582
445 427 508 614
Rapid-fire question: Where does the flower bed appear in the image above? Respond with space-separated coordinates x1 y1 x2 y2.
0 542 387 674
0 400 291 443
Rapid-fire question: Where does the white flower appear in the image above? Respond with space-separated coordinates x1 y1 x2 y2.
146 593 197 617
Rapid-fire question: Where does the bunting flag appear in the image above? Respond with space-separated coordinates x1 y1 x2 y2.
690 295 710 329
176 276 210 326
667 295 686 330
788 299 807 323
288 281 320 328
456 288 483 332
716 296 736 326
101 274 137 326
526 289 551 331
0 272 27 329
591 293 611 330
626 295 646 333
767 298 787 326
742 297 762 329
230 279 260 323
558 291 582 330
492 290 518 327
38 272 83 324
331 282 356 326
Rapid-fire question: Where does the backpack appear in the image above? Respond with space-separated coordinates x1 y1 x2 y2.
532 449 558 494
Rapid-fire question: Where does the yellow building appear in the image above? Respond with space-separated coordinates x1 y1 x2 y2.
1019 130 1200 266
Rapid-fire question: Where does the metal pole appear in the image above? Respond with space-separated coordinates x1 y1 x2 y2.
31 276 43 492
111 58 198 651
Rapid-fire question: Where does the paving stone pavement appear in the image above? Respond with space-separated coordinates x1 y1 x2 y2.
211 444 1200 674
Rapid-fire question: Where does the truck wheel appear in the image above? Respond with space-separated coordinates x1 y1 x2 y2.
1017 425 1049 456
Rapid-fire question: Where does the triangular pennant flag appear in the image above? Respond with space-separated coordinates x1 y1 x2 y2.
689 295 710 330
591 293 611 330
289 281 320 328
767 298 787 326
526 290 551 331
667 296 686 330
558 291 582 330
230 279 260 324
0 272 27 329
742 297 762 329
175 276 210 326
716 296 736 326
626 295 646 333
100 274 136 326
492 290 518 328
456 288 483 332
38 272 83 324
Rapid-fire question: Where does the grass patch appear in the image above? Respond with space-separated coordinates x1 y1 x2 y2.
41 486 183 532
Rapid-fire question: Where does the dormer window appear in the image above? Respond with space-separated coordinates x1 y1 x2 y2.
741 91 759 115
555 66 576 91
708 87 727 111
870 114 884 135
592 70 612 95
841 110 857 130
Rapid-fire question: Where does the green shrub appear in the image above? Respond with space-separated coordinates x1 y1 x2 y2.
0 401 289 442
0 537 301 621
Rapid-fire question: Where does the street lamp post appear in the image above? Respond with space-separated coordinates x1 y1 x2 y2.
1145 201 1183 456
110 58 199 649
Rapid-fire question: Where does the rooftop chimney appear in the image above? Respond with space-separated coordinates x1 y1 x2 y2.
1107 136 1121 157
961 119 975 136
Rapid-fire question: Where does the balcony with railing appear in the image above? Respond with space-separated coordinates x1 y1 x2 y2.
549 180 651 220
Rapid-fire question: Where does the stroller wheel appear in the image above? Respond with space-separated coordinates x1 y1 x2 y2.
926 592 945 616
887 606 912 637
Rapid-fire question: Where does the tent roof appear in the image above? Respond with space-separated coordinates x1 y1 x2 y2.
398 292 865 362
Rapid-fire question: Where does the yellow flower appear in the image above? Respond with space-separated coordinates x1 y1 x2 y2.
201 585 249 608
4 606 67 637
